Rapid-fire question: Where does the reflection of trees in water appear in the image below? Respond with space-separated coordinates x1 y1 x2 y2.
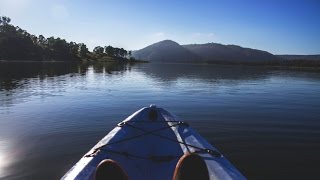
0 62 132 91
0 62 134 107
92 62 131 74
1 62 319 108
0 62 79 91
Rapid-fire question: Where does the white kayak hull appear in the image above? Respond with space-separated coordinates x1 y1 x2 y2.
62 105 246 180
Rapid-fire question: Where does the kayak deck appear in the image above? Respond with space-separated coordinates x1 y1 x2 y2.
62 105 246 180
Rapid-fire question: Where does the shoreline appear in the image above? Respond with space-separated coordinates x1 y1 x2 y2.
1 60 319 71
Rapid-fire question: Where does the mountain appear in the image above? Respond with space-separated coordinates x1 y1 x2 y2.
183 43 279 63
132 40 201 63
133 40 280 64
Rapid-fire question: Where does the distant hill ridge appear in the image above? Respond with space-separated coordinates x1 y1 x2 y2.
132 40 320 65
183 43 278 63
132 40 200 63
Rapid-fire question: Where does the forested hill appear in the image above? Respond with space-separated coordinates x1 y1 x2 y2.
132 40 200 63
133 40 280 64
133 40 320 67
0 16 88 61
0 16 133 62
183 43 279 63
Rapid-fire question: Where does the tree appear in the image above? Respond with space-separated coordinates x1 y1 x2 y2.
38 35 46 45
119 48 127 58
93 46 104 54
69 41 79 55
128 51 132 57
0 16 11 25
0 16 15 35
113 48 120 57
0 16 132 62
105 45 114 56
78 43 88 57
30 35 38 44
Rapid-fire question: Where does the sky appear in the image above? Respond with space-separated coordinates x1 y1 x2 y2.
0 0 319 54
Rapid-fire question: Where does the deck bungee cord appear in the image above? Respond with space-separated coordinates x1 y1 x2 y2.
86 120 222 160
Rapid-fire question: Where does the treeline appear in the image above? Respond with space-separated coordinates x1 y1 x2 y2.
0 16 134 62
0 16 89 61
93 46 132 59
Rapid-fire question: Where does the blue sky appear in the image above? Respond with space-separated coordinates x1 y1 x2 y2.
1 0 319 54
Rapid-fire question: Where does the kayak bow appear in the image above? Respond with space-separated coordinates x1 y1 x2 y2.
62 105 246 180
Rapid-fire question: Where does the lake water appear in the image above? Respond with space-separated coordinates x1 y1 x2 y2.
0 62 320 180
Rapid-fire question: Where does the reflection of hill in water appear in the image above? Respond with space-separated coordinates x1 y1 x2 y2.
136 63 271 83
135 63 320 86
1 62 320 92
1 62 320 108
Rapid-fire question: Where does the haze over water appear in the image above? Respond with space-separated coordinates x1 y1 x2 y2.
0 62 320 180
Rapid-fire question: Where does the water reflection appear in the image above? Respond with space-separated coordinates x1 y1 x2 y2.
0 139 12 179
2 62 320 92
0 62 132 91
1 62 320 109
0 62 320 179
138 63 320 83
136 63 273 87
0 62 133 108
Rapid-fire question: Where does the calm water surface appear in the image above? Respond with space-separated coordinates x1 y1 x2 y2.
0 62 320 180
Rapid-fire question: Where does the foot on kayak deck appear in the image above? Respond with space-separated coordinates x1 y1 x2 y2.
95 159 128 180
173 153 210 180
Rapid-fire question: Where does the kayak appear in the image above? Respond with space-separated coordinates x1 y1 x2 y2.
62 105 246 180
